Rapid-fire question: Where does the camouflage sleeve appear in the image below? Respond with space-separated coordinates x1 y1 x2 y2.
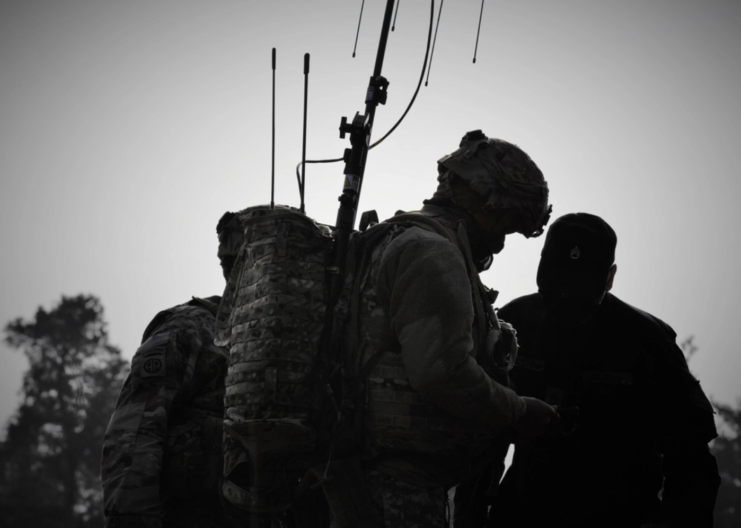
101 313 203 528
377 228 525 433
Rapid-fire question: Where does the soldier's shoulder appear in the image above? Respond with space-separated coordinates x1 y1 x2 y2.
605 293 677 343
497 293 544 324
141 296 221 343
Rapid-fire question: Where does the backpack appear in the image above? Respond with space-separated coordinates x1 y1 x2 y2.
215 204 338 514
214 205 508 526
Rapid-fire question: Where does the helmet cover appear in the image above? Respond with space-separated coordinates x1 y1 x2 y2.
437 130 551 237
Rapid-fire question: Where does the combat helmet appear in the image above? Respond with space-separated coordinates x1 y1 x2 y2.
437 130 551 237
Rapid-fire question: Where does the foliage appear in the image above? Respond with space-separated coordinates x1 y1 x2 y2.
0 294 129 528
711 400 741 528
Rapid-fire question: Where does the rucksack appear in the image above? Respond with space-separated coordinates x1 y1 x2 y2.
214 205 509 526
215 204 338 515
213 204 408 517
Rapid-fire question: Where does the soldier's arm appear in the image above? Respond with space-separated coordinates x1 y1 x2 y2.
100 315 200 528
649 341 720 528
377 229 525 433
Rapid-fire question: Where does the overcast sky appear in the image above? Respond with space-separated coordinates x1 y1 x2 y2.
1 0 740 429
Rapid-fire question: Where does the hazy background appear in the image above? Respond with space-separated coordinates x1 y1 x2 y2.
1 0 740 430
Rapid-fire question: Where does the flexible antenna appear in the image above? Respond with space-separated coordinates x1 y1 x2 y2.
392 0 400 31
271 48 276 210
425 0 443 87
352 0 365 57
300 53 310 214
473 0 485 63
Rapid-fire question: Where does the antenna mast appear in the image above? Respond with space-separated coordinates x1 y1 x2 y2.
331 0 395 299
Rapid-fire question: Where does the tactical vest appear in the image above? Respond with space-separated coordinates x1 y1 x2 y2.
346 213 514 462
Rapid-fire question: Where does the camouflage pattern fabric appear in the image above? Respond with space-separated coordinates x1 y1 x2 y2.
101 296 241 528
436 131 550 238
214 205 335 514
346 211 524 490
327 470 447 528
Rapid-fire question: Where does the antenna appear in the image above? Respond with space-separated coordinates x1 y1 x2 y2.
271 48 276 210
392 0 400 31
425 0 444 87
300 53 310 214
352 0 365 57
473 0 485 63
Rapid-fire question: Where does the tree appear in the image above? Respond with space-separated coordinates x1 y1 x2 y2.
711 400 741 528
0 294 129 528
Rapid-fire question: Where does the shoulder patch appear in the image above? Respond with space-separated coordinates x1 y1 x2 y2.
136 331 170 378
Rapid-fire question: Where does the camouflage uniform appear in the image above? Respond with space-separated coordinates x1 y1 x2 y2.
340 206 526 528
101 296 240 528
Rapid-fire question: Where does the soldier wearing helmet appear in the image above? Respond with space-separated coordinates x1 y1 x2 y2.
331 131 557 528
101 212 246 528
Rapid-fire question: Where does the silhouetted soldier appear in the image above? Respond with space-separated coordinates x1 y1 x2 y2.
455 213 720 528
101 212 245 528
330 130 557 527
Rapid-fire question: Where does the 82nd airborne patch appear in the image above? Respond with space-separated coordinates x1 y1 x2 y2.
137 331 170 378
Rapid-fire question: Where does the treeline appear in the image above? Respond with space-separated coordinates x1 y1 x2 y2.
0 295 128 527
0 294 739 527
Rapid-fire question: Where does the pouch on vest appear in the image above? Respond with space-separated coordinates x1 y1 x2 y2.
215 205 338 514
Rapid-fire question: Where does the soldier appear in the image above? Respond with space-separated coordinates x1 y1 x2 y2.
328 130 558 528
101 211 245 528
457 213 720 528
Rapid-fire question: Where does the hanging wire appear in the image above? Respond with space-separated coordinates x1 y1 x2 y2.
296 0 435 181
473 0 485 63
425 0 444 87
392 0 400 31
352 0 366 57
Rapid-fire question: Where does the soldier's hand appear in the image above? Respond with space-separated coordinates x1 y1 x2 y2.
512 397 559 440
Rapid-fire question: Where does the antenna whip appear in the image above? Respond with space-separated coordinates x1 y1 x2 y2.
271 48 276 209
473 0 485 63
425 0 443 87
392 0 400 31
300 53 310 213
352 0 365 57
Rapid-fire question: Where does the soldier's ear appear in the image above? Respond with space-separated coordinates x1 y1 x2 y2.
605 264 617 292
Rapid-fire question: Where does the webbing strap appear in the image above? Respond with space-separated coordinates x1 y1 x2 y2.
307 458 382 528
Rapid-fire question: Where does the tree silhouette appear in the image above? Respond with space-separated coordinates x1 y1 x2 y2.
681 335 741 526
0 294 129 527
712 400 741 528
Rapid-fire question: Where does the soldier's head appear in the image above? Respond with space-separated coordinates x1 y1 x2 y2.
433 130 551 258
537 212 618 324
216 211 244 281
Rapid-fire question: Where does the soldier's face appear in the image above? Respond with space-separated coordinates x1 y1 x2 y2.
218 230 244 281
471 209 518 255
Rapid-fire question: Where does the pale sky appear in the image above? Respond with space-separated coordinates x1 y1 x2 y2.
1 0 740 429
